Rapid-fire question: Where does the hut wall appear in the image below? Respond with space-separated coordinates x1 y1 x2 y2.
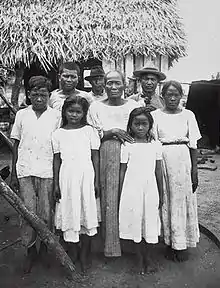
103 54 169 82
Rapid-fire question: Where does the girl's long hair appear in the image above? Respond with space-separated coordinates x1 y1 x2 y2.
127 107 155 141
61 96 89 127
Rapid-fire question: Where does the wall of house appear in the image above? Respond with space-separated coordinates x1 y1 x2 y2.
102 54 169 82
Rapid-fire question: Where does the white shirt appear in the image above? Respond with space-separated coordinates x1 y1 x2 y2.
49 89 93 112
87 90 107 102
11 106 61 178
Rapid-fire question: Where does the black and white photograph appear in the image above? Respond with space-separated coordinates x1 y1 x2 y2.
0 0 220 287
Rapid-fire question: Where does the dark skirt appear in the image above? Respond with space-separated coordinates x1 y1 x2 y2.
100 139 121 257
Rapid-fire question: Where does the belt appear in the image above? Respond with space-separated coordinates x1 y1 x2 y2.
162 141 189 145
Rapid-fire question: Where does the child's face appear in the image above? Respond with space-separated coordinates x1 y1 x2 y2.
131 114 150 139
60 68 78 92
29 87 50 111
65 103 84 125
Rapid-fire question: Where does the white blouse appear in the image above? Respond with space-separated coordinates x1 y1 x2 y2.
87 99 140 137
151 109 201 149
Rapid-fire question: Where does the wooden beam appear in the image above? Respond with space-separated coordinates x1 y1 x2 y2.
124 54 134 79
0 177 82 281
102 59 116 73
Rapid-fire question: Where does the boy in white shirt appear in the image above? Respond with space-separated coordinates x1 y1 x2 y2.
10 76 60 273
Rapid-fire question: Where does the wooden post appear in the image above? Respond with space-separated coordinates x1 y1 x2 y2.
0 177 82 281
102 58 116 73
115 57 124 73
134 54 143 71
124 54 134 79
0 131 13 151
160 55 169 75
11 62 25 109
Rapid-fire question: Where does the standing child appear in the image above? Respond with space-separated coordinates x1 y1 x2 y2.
119 107 163 274
10 76 61 273
52 96 100 273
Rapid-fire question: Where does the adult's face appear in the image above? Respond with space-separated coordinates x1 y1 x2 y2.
140 73 158 94
90 76 105 94
29 87 50 111
163 85 182 111
105 71 125 100
60 68 78 93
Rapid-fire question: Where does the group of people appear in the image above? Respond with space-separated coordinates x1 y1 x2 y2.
9 61 201 275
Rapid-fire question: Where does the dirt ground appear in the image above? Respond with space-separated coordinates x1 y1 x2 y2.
1 146 220 288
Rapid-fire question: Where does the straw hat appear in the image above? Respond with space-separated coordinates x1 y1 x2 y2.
133 67 166 81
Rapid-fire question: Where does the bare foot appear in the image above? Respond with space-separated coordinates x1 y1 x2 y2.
144 264 158 274
134 254 145 275
175 250 188 262
23 246 37 274
165 246 176 261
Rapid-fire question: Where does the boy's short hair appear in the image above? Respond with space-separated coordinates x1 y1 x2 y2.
59 62 80 75
28 76 52 92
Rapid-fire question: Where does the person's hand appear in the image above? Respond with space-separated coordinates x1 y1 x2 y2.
112 128 134 144
94 179 101 198
10 175 20 194
145 104 157 112
191 168 198 193
53 184 61 203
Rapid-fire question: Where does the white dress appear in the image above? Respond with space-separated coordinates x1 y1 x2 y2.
119 141 162 244
151 109 201 250
52 125 100 243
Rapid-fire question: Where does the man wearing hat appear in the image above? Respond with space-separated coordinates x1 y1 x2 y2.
129 67 166 110
85 66 106 101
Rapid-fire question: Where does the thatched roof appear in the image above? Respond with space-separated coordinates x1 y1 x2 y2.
0 0 186 70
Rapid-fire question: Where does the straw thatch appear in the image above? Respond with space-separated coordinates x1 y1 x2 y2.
0 0 186 70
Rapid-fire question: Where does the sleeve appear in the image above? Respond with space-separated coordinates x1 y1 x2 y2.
187 110 202 149
150 111 159 141
49 91 56 108
52 130 60 154
84 92 94 105
54 111 62 129
10 111 22 141
155 141 163 160
120 142 129 164
87 102 104 138
90 126 101 150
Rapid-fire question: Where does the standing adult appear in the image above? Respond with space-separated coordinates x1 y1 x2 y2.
85 66 106 101
87 70 140 257
151 80 201 261
49 62 93 112
10 76 61 273
130 67 166 110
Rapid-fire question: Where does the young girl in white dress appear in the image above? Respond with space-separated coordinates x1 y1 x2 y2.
52 96 100 273
119 107 163 274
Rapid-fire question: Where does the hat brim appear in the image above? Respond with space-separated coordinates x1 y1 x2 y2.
84 75 105 81
133 70 166 81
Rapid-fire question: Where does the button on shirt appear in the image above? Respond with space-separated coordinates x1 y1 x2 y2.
10 106 61 178
49 89 93 112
